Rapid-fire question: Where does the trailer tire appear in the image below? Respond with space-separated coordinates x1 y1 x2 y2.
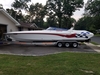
57 42 63 47
65 42 70 48
72 42 78 48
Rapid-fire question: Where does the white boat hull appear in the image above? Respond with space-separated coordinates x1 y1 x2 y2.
6 30 94 42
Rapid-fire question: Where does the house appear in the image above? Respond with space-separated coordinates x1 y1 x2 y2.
0 8 41 39
0 9 20 33
18 22 41 31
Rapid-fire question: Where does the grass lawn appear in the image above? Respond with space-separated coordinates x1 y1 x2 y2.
95 34 100 37
0 52 100 75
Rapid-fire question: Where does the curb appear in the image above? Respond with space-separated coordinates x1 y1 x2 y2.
84 43 100 52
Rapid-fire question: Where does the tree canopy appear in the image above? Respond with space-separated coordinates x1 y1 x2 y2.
12 0 31 10
46 0 84 28
5 0 85 29
85 0 100 16
84 0 100 30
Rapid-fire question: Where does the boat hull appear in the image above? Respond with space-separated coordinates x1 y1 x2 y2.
7 33 90 42
5 29 94 42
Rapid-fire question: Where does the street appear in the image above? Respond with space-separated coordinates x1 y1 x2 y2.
91 36 100 44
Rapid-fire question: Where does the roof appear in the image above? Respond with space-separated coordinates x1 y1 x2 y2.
18 22 43 30
0 9 20 26
0 9 42 30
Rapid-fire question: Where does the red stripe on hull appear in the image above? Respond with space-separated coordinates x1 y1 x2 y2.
56 34 76 38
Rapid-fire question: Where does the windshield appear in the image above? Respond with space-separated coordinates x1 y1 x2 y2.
46 27 68 31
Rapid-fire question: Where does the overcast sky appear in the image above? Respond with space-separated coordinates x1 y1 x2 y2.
0 0 87 21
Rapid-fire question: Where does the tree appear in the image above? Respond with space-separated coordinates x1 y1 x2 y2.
27 3 47 27
6 8 25 22
6 8 17 19
10 0 31 22
85 0 100 16
46 0 84 28
46 13 58 27
62 17 76 28
85 0 100 29
75 16 95 33
12 0 31 10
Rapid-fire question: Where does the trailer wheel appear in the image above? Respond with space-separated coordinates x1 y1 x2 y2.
57 42 63 47
72 42 78 48
65 42 70 48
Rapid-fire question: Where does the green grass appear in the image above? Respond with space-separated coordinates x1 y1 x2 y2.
95 34 100 37
0 52 100 75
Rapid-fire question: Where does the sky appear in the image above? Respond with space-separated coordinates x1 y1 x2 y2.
0 0 87 21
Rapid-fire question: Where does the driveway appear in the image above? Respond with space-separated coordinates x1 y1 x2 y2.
0 43 99 56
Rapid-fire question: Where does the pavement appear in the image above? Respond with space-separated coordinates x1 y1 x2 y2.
84 43 100 52
0 42 100 56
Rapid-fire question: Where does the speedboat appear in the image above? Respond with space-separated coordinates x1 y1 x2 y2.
5 27 94 42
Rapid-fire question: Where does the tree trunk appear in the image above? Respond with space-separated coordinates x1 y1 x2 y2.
59 17 62 28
